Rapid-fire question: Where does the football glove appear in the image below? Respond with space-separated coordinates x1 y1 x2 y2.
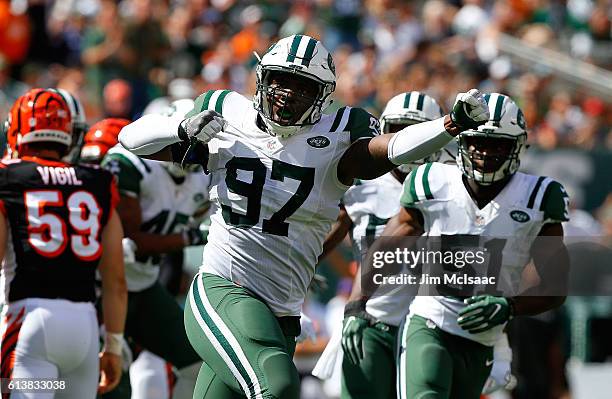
178 110 224 144
457 295 513 334
341 315 370 365
341 299 376 365
182 227 207 246
450 89 489 130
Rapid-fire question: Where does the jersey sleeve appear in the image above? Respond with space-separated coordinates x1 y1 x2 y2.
540 180 570 223
187 89 234 117
399 163 439 208
102 152 144 197
345 107 380 143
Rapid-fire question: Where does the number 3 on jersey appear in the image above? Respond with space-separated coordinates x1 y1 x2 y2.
222 157 315 237
25 190 102 260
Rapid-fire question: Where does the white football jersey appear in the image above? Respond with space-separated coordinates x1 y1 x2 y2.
104 146 211 291
403 162 569 346
342 173 413 326
191 89 380 316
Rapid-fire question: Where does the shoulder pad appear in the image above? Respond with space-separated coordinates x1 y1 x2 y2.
400 162 453 207
105 146 151 177
188 90 243 118
343 107 380 143
525 176 570 222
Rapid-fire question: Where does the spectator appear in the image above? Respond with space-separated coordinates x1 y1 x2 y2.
103 79 133 120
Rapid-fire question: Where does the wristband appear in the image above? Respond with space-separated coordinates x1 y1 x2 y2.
103 332 124 356
344 299 368 318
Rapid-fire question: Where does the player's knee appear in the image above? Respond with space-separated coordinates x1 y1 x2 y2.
261 352 300 399
411 343 452 390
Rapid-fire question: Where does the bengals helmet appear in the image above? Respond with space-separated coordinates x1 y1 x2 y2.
5 88 72 158
80 118 130 163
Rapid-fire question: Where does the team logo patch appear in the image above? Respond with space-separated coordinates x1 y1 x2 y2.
307 136 330 148
510 210 530 223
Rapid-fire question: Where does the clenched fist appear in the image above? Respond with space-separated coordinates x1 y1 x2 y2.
450 89 490 130
178 110 225 144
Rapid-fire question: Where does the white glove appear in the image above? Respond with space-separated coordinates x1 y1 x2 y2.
121 238 137 265
450 89 490 130
297 313 317 343
178 110 225 144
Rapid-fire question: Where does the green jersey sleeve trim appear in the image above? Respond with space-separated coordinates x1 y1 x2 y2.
539 180 570 222
400 169 419 207
189 90 232 117
422 162 434 200
330 106 347 132
527 176 546 209
102 153 143 197
346 107 380 143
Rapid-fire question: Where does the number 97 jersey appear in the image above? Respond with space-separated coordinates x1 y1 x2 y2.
196 90 379 316
0 157 118 304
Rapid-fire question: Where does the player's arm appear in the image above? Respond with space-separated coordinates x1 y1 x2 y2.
98 210 128 393
319 205 352 262
119 94 224 161
512 222 567 315
117 196 185 255
342 206 424 364
337 89 489 185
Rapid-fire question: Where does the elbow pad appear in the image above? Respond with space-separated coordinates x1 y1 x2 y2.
387 117 453 165
118 115 182 156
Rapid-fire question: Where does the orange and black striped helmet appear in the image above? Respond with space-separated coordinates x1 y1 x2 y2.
80 118 130 163
5 88 72 158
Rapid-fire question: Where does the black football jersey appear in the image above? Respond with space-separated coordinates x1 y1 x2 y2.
0 157 118 303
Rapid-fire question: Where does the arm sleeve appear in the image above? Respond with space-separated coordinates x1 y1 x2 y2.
118 114 183 156
387 117 453 165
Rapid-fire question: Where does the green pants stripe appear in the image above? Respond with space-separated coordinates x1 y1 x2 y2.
189 273 264 398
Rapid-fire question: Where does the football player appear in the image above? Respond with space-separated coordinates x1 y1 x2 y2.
387 93 569 399
80 118 131 164
4 88 87 163
317 91 444 399
319 92 515 398
100 99 209 399
118 34 490 398
0 88 127 397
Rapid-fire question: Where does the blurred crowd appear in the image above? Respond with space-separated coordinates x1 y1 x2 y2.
1 1 611 397
0 0 610 150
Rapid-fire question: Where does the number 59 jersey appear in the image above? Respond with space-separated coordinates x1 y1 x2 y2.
402 162 569 346
195 90 379 316
0 157 118 303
